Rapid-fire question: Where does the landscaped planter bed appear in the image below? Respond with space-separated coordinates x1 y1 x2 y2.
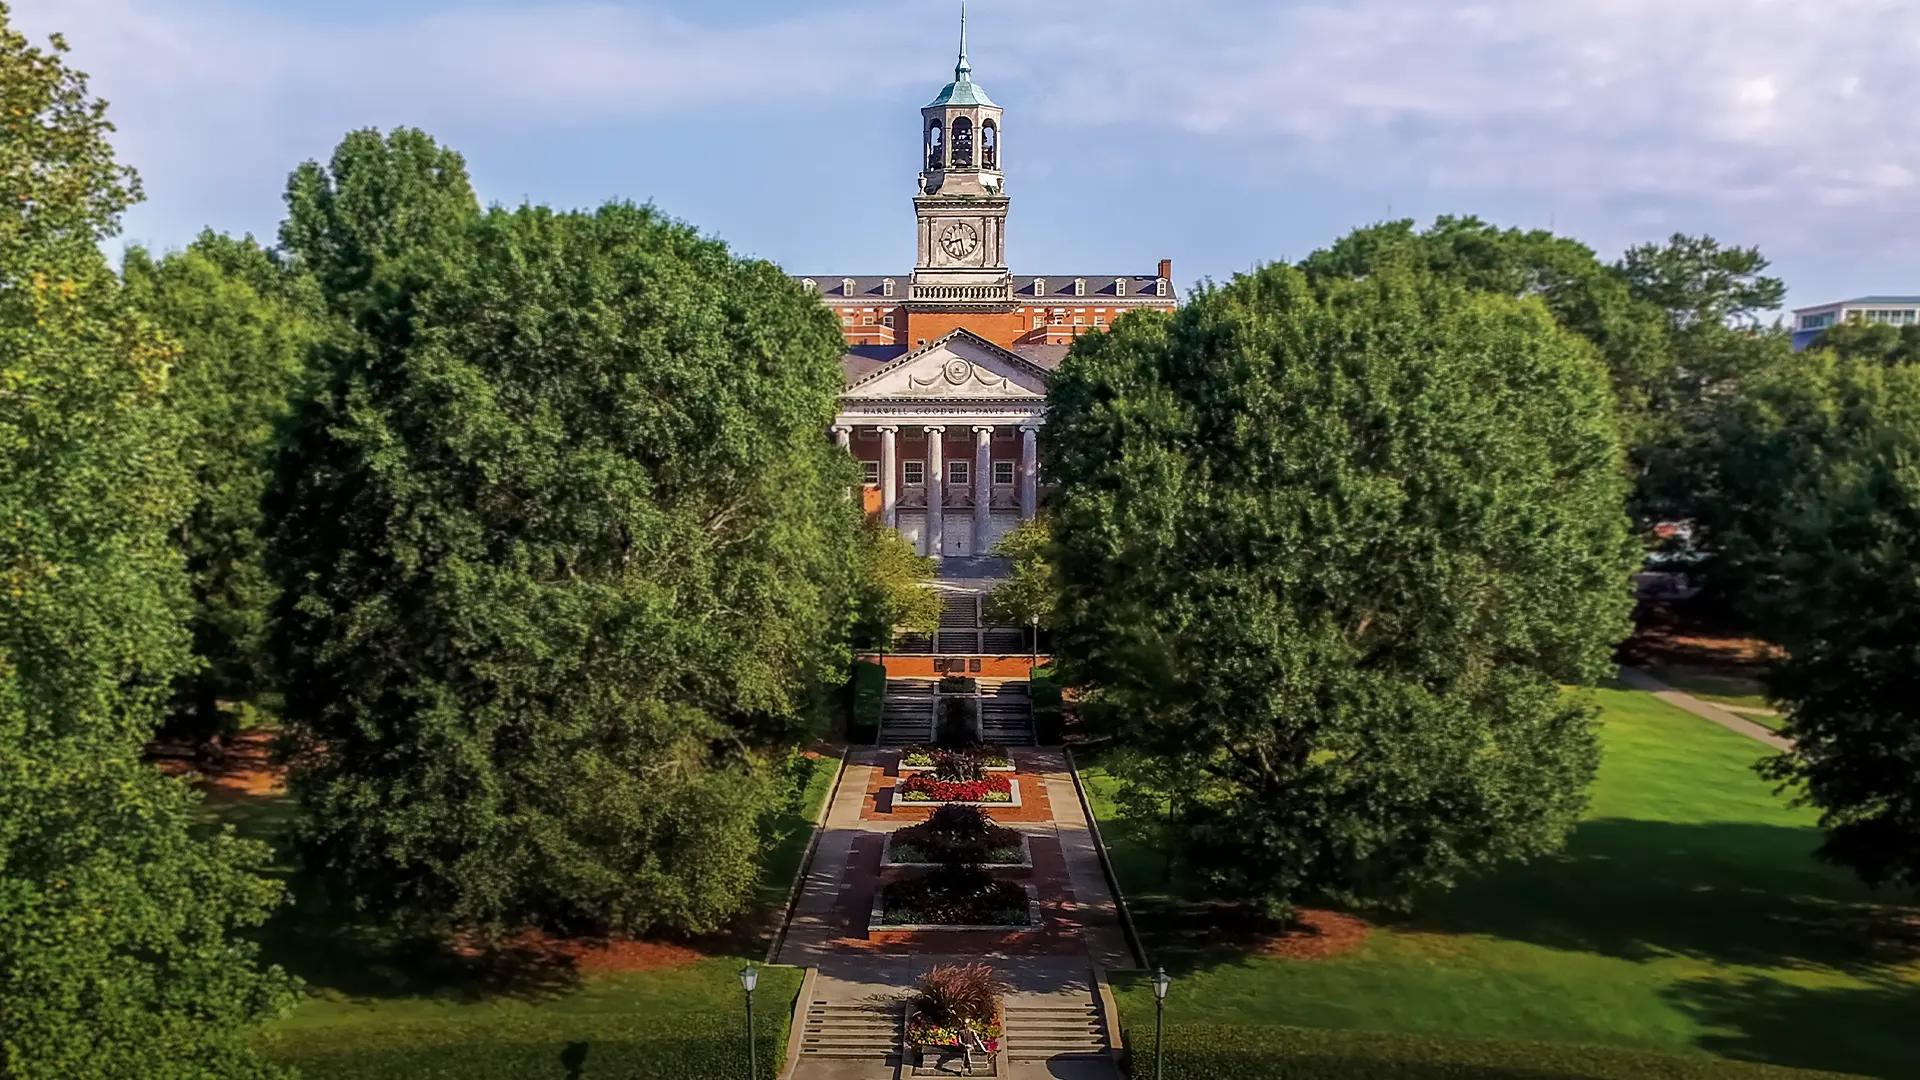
870 878 1040 933
899 744 1014 772
896 774 1020 807
883 830 1032 869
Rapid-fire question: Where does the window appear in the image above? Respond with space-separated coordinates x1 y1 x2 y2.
993 460 1015 486
841 315 853 326
982 120 999 169
1156 278 1170 297
1094 316 1106 326
1115 278 1128 297
1033 277 1046 295
1074 278 1086 296
842 278 855 296
1051 312 1065 325
883 315 895 328
927 120 945 170
948 460 970 486
801 278 816 292
1800 312 1835 330
1074 316 1086 326
951 116 974 168
1034 317 1045 329
862 461 880 485
883 279 895 297
904 460 925 486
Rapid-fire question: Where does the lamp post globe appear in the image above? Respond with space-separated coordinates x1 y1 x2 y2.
1152 966 1171 1080
740 964 759 1077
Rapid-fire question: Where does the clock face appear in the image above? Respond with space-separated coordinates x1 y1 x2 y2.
940 222 981 260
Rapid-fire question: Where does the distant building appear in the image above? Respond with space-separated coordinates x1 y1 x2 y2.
1790 296 1920 351
797 16 1177 560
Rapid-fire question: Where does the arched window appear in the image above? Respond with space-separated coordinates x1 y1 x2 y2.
951 116 974 168
927 120 945 171
982 121 999 169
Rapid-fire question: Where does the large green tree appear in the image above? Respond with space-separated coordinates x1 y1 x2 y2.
852 518 941 650
0 13 294 1078
1694 350 1920 893
122 232 323 741
1046 263 1637 914
269 173 858 934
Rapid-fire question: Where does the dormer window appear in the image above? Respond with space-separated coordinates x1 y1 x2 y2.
883 278 895 297
1155 278 1170 297
801 278 816 292
1033 277 1046 295
1074 278 1086 297
842 278 856 296
1115 278 1128 297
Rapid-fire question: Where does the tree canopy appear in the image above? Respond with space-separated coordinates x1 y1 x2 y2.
0 14 294 1077
268 161 859 934
1691 348 1920 893
853 517 941 650
985 514 1055 629
1045 262 1637 914
122 232 324 740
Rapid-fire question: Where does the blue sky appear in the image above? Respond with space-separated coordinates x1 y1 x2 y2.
19 0 1920 311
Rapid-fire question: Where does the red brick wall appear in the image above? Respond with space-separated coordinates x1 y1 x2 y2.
828 302 1176 350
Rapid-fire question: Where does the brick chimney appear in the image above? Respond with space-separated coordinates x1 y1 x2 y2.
1158 258 1173 284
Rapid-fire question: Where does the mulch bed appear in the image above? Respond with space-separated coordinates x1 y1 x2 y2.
477 932 709 974
1259 908 1372 960
149 730 285 798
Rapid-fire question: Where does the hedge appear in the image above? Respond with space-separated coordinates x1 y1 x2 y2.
1030 665 1063 745
850 660 886 743
265 1024 787 1080
1121 1024 1866 1080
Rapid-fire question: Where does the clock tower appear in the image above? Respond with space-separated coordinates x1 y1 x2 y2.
910 8 1013 310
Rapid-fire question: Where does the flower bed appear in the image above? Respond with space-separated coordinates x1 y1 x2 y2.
876 869 1038 930
899 773 1014 804
886 824 1028 868
900 744 1013 771
908 1012 1002 1051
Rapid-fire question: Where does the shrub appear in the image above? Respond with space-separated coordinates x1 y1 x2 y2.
892 806 1024 866
1123 1023 1862 1080
936 696 980 749
902 743 1010 769
915 962 1010 1028
940 675 979 695
933 752 986 784
1030 666 1063 745
882 868 1030 927
850 661 886 744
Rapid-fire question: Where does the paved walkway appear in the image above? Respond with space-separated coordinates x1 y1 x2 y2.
776 692 1127 1080
1619 666 1793 752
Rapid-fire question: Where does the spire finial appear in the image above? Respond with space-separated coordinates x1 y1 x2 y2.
956 1 971 79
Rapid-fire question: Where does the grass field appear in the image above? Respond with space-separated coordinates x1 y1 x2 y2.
201 749 839 1079
1083 689 1920 1080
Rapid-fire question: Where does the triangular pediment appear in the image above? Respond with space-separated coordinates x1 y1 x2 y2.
843 330 1049 400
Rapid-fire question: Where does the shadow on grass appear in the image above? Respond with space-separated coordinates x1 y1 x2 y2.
1410 819 1916 977
1666 974 1920 1079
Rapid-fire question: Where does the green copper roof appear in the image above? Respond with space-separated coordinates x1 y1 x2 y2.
926 4 996 108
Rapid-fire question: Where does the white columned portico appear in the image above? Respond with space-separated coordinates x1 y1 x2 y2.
1019 424 1038 520
972 425 993 552
878 425 899 528
925 425 946 558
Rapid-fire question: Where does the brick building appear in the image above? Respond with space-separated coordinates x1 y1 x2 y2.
797 19 1176 560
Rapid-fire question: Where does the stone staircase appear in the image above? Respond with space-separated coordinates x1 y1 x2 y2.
880 679 936 746
1004 995 1110 1064
797 999 904 1065
980 681 1034 746
937 593 982 655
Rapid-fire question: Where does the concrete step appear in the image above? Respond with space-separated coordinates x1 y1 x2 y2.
799 1003 903 1060
1005 1001 1109 1061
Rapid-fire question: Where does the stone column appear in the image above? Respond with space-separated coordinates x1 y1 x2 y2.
878 425 899 529
973 426 993 555
924 425 946 559
1019 424 1039 520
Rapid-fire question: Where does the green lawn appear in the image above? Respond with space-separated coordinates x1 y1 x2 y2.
1083 689 1920 1079
200 748 840 1079
1645 663 1775 713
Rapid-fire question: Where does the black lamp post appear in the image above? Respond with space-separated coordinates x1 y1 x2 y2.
1029 613 1039 671
740 963 760 1078
1152 966 1171 1080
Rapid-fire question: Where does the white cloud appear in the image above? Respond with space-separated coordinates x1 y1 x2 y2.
14 0 1920 262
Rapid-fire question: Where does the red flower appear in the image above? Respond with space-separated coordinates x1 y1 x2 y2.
900 773 1012 803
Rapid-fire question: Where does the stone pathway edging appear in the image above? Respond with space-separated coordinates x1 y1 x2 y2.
1618 666 1793 752
767 745 854 965
1064 746 1148 969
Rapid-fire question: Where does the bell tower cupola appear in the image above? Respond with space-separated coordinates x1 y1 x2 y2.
910 3 1014 310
